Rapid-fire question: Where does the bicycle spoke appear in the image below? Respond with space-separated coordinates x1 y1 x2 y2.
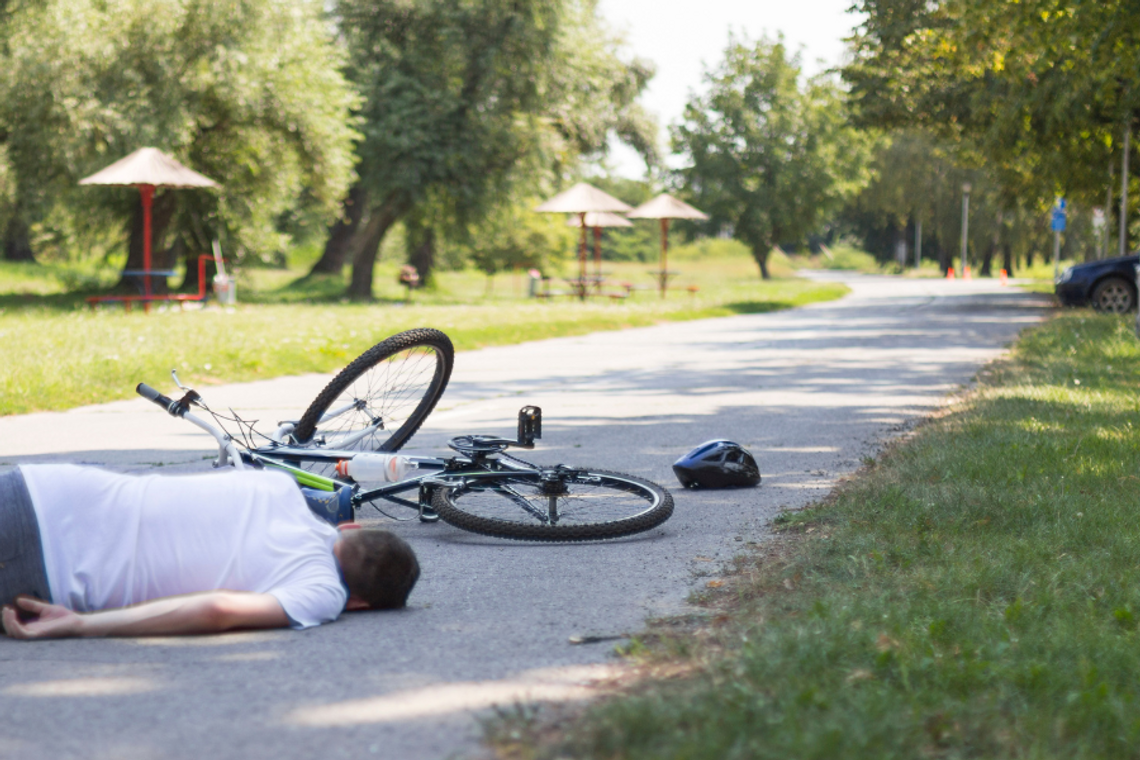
294 330 453 477
488 482 551 523
432 468 674 542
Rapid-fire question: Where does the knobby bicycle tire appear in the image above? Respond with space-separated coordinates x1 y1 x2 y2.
293 328 454 454
431 468 673 542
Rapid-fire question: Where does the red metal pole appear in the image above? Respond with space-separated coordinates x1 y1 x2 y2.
140 184 155 312
578 212 587 300
593 225 602 285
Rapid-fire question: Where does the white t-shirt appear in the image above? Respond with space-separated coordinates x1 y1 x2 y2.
21 465 347 629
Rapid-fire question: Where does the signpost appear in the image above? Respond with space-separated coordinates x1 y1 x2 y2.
1092 207 1106 259
1051 198 1067 280
960 183 971 279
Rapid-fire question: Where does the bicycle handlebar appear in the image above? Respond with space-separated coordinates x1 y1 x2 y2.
136 383 186 418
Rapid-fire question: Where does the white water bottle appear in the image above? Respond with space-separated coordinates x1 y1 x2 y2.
335 453 409 482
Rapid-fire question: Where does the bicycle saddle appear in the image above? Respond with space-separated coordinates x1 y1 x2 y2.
448 435 514 456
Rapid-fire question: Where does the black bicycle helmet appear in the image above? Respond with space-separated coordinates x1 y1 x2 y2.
673 440 761 489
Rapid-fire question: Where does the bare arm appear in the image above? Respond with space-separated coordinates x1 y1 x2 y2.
1 592 290 640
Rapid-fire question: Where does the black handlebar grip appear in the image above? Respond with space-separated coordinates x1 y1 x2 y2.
136 383 182 417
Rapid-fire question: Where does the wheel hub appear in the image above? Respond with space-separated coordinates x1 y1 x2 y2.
539 474 569 496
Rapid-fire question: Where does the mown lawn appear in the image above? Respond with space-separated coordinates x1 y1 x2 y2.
506 311 1140 760
0 248 847 415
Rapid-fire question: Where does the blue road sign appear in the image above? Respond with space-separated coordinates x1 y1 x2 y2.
1051 199 1067 232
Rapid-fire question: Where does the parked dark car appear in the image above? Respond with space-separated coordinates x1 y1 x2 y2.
1055 254 1139 312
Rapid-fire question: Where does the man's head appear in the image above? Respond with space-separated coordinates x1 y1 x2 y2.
335 530 420 610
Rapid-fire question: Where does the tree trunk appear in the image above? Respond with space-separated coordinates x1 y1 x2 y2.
981 212 1000 277
118 190 178 294
1002 242 1013 275
309 183 369 276
750 244 771 279
346 195 409 300
3 216 35 262
406 219 435 285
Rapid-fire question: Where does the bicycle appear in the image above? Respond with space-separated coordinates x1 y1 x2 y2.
136 328 674 542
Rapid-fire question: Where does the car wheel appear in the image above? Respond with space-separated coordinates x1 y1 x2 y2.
1091 277 1135 313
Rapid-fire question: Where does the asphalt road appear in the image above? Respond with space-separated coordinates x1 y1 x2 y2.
0 273 1050 760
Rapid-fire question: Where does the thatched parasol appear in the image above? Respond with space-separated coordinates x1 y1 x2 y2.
536 183 632 298
80 148 218 303
628 194 708 297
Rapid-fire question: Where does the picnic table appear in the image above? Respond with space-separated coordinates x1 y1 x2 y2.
530 275 628 302
647 269 681 289
86 255 221 311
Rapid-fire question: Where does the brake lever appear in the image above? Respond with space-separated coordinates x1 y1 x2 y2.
168 369 202 410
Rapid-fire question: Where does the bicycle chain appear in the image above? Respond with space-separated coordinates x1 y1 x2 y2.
500 450 541 470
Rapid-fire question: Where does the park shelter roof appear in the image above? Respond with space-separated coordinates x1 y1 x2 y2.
79 147 218 189
567 211 633 228
627 193 708 220
535 182 632 214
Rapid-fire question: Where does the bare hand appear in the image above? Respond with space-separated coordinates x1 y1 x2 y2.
2 596 83 640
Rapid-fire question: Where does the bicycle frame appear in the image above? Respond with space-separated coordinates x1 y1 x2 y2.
138 377 545 519
244 445 543 517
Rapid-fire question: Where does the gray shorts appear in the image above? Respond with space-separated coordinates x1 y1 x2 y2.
0 469 51 607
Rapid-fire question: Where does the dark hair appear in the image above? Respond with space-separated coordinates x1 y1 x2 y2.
338 530 420 610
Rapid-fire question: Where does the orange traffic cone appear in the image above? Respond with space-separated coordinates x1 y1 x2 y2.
999 268 1008 286
963 266 972 281
946 267 955 280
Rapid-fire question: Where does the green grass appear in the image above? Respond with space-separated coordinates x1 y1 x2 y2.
1019 257 1075 282
1018 258 1072 296
789 243 888 273
0 253 846 415
512 311 1140 760
0 259 121 299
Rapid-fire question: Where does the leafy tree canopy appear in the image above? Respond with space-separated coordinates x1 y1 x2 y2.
0 0 359 265
673 34 873 278
845 0 1140 208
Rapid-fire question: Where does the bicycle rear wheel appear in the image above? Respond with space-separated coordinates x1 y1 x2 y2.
431 468 673 542
293 328 454 455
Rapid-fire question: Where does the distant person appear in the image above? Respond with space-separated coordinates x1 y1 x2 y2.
0 465 418 640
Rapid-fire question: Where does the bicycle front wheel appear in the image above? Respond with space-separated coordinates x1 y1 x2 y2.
293 328 454 454
431 468 673 542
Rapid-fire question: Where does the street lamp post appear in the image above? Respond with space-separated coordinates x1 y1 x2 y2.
1121 125 1131 257
915 218 922 270
960 183 971 278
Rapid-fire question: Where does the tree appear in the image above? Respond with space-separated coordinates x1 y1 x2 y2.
310 0 658 299
465 197 572 292
846 0 1140 222
673 35 872 279
0 0 359 274
842 129 1080 276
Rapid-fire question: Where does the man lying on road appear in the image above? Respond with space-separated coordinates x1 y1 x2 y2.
0 465 419 640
